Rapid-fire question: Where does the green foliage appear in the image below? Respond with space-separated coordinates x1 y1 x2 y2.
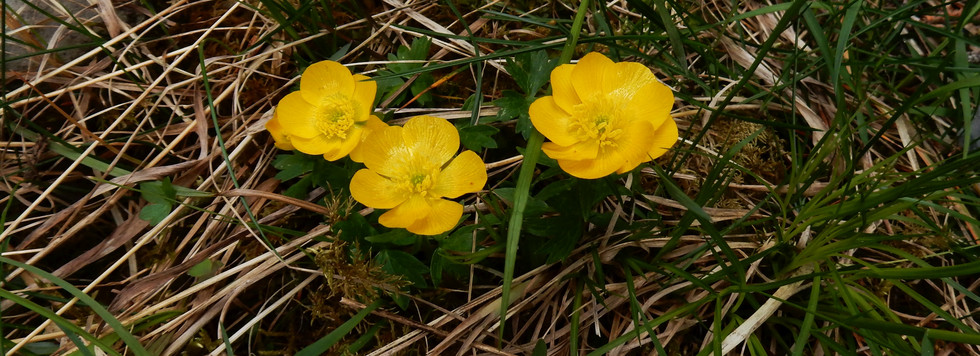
138 178 212 225
489 50 559 137
376 249 430 288
377 37 436 107
458 124 499 151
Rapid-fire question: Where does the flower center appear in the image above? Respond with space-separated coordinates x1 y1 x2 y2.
409 173 432 192
314 95 358 139
570 97 625 148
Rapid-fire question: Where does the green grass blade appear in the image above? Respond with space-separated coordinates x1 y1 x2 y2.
0 257 149 355
0 288 123 355
295 300 382 356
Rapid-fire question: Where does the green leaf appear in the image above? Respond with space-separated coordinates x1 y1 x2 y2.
140 179 176 205
491 90 527 120
430 250 446 286
459 124 499 151
188 259 223 278
365 229 417 246
138 203 171 226
504 50 557 96
383 37 435 106
532 339 548 356
538 215 583 264
283 175 314 199
272 153 315 181
376 250 430 288
311 158 355 193
494 187 551 217
138 179 179 225
441 224 478 252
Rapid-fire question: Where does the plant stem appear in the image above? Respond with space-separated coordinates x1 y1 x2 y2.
498 0 591 343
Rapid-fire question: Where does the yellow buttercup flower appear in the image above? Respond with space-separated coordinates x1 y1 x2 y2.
529 52 678 179
349 115 487 235
265 111 294 150
348 115 388 163
274 60 377 161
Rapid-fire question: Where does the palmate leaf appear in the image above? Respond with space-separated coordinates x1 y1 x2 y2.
505 50 558 96
459 124 499 151
376 249 430 288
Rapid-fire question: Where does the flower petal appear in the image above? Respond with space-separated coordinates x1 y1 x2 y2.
357 125 408 176
529 96 578 147
402 115 459 168
352 74 377 117
557 154 623 179
350 169 407 209
550 64 580 113
431 150 487 199
406 199 463 235
541 140 599 161
322 128 362 161
275 92 318 139
571 52 615 102
379 195 431 228
300 60 355 103
624 80 674 129
646 116 678 161
290 135 339 156
610 120 656 174
349 115 388 163
604 61 657 99
265 112 294 150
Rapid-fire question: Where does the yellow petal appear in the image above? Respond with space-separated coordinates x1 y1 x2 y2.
550 64 580 113
609 120 656 174
541 140 599 161
402 115 459 168
529 96 578 147
570 52 615 102
604 61 657 99
357 125 408 177
406 199 463 235
300 60 355 104
624 80 674 129
646 116 678 161
431 150 487 199
557 154 623 179
290 135 340 156
379 195 431 228
350 169 407 209
352 74 377 117
322 128 362 161
275 91 318 139
349 115 388 163
265 112 294 150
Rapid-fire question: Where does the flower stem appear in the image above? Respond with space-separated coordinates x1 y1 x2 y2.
498 0 591 343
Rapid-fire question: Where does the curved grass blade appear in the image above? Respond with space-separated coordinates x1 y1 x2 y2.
0 288 119 356
0 257 150 356
295 299 382 356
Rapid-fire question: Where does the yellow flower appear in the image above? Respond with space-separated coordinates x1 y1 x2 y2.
275 60 377 161
349 115 487 235
348 115 388 163
529 52 679 179
265 111 294 150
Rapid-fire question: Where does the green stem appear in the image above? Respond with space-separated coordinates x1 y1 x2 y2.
498 0 591 343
